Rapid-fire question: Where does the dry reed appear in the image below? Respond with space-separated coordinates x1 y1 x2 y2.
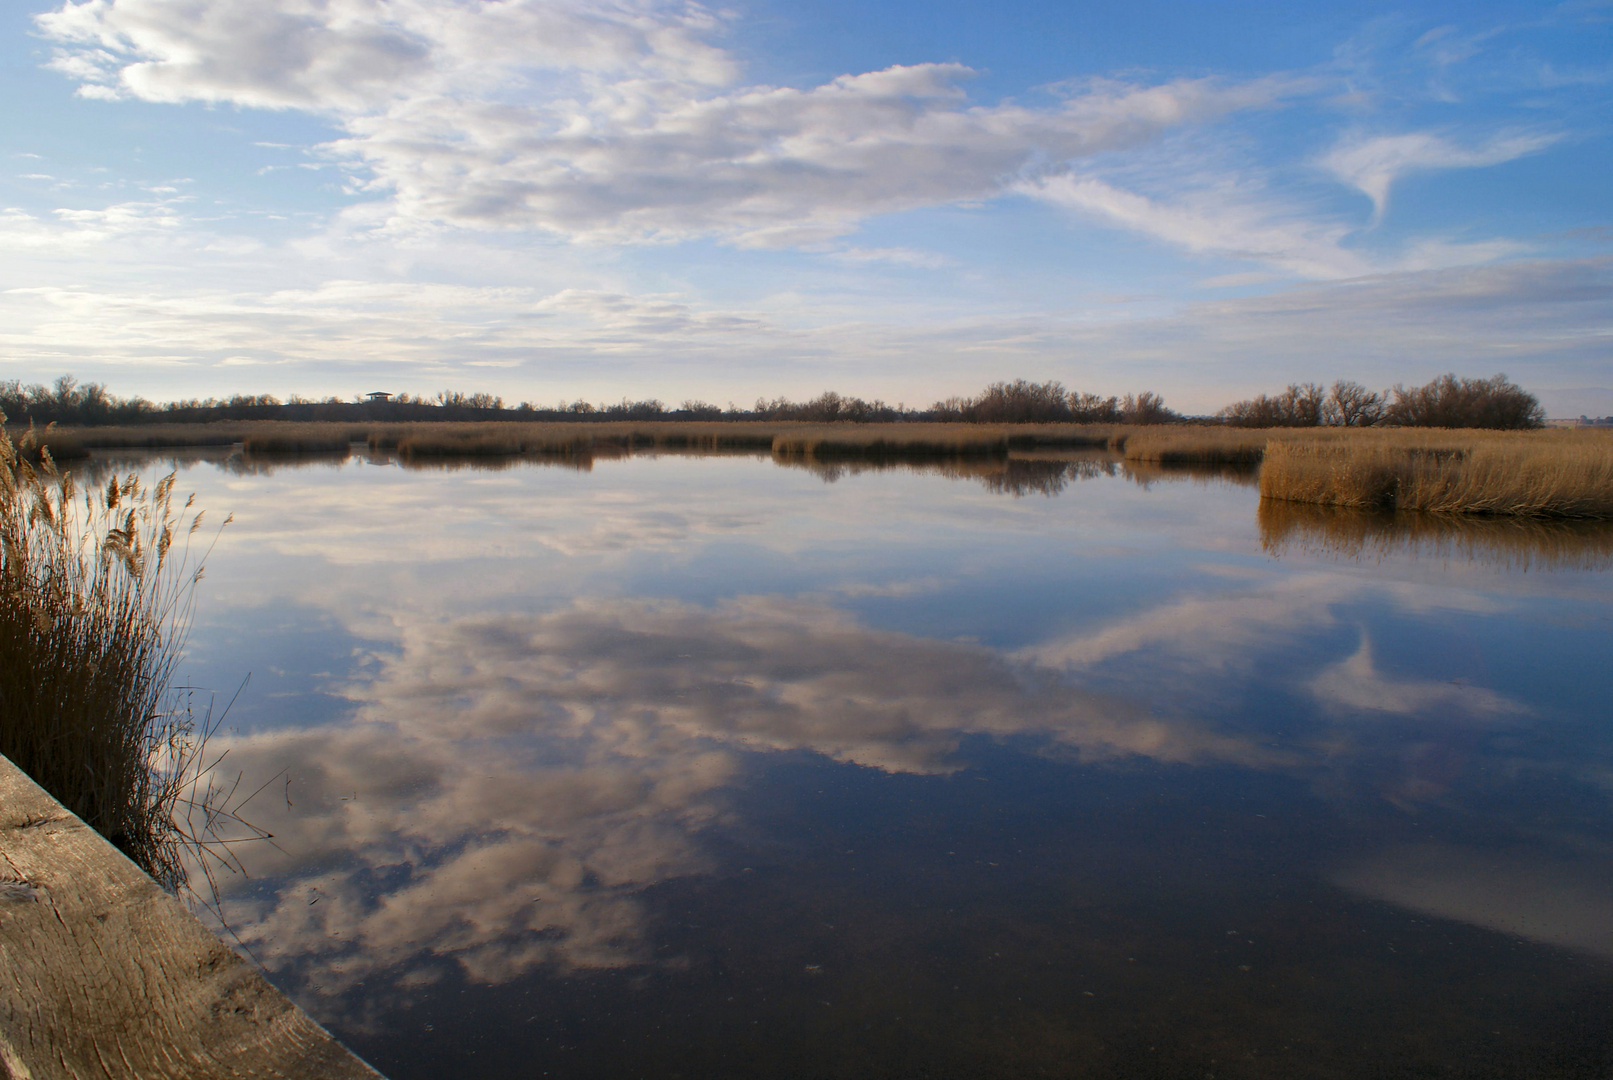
1259 430 1613 518
0 421 232 888
1120 425 1281 464
242 428 355 455
48 419 1137 460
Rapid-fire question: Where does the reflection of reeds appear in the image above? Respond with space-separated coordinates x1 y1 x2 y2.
0 423 231 888
1260 432 1613 518
1259 499 1613 570
774 451 1125 496
1121 460 1261 489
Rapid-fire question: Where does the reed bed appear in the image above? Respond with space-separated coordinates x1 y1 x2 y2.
1259 430 1613 518
1122 459 1262 489
1259 499 1613 570
1120 425 1291 464
47 419 1137 460
0 423 230 888
242 430 354 456
61 423 250 449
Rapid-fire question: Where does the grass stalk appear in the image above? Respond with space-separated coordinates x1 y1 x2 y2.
0 419 237 889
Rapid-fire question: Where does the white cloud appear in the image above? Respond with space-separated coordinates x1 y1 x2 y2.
1020 172 1369 279
1019 572 1351 672
35 0 1303 245
1309 634 1527 719
1019 169 1527 281
1321 129 1560 220
0 200 189 251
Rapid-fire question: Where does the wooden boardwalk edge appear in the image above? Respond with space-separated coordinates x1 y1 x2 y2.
0 754 385 1080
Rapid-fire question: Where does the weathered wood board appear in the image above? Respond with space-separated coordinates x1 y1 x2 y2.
0 754 383 1080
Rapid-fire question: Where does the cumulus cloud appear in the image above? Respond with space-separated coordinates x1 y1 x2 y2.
35 0 1302 244
1321 129 1560 220
36 0 734 112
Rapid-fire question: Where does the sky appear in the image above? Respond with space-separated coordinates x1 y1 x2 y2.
1 0 1610 415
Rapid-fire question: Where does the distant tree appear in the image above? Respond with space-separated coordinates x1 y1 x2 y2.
1069 392 1122 423
436 390 504 410
1322 380 1386 427
1120 391 1180 425
601 398 666 420
964 380 1073 423
1217 382 1324 427
1384 373 1543 429
678 400 724 420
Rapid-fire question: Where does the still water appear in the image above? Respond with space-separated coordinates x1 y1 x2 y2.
127 449 1613 1077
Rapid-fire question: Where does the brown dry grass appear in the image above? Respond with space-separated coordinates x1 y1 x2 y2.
1259 429 1613 518
41 419 1135 459
1120 425 1277 464
0 424 231 888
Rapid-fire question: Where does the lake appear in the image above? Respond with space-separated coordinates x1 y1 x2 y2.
113 446 1613 1078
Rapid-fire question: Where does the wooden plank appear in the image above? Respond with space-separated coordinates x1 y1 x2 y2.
0 754 384 1080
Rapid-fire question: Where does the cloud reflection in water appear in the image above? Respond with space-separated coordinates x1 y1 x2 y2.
212 594 1286 1004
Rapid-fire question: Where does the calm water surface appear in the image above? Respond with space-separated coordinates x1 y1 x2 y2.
122 450 1613 1078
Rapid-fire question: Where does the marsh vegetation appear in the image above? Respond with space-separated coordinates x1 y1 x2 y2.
1258 429 1613 518
0 422 239 889
23 417 1613 519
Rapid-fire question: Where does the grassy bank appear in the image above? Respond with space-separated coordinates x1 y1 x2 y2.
1258 430 1613 518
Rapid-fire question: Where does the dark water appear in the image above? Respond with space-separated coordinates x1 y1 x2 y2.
129 448 1613 1078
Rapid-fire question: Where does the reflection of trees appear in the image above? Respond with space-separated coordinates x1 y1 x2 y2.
211 597 1277 1014
1259 499 1613 571
776 452 1121 496
975 458 1116 497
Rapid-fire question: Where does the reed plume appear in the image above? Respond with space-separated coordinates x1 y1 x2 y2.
0 420 230 888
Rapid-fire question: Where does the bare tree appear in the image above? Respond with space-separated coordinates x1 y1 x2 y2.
1385 374 1543 429
1217 383 1325 427
1322 380 1385 426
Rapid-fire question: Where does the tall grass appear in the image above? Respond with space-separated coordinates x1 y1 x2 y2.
0 422 231 888
1120 425 1279 464
44 419 1135 460
1259 431 1613 518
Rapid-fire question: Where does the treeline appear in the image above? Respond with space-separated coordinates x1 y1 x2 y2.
0 372 1547 429
1 376 1180 427
930 381 1178 424
1218 374 1544 430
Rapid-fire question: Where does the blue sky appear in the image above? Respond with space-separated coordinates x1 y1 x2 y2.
2 0 1610 414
